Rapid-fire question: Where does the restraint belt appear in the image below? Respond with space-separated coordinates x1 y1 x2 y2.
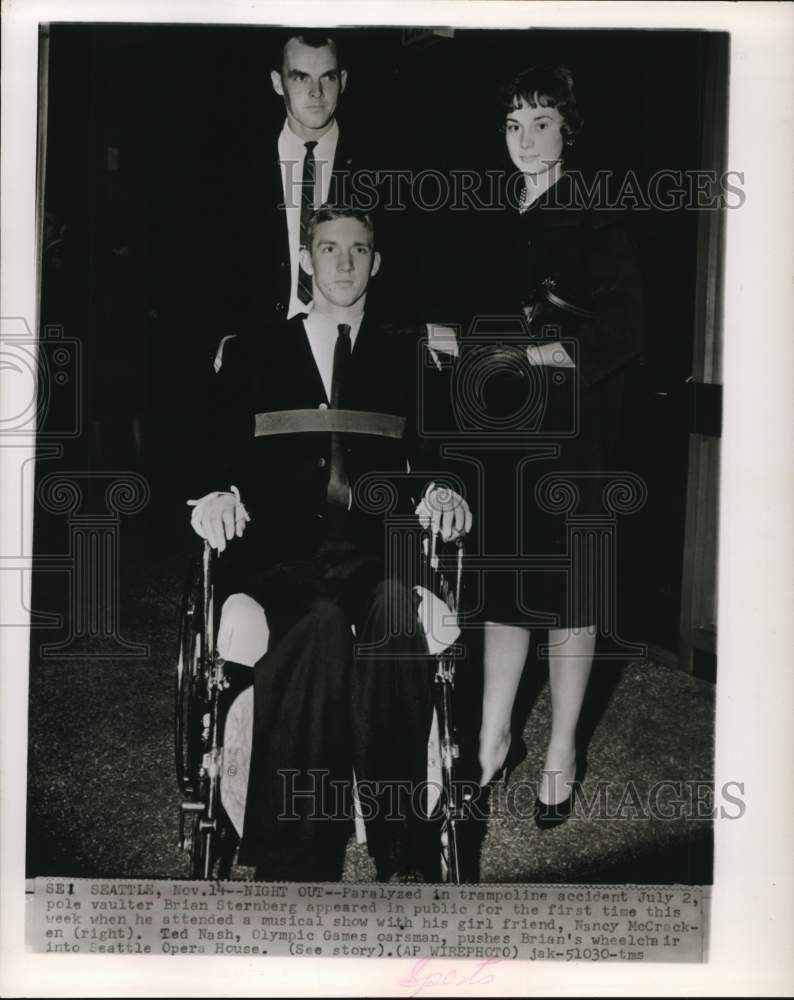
254 409 407 439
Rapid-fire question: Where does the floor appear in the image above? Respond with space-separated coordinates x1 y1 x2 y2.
25 524 714 885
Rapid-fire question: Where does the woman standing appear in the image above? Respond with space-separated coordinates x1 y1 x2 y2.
471 65 643 825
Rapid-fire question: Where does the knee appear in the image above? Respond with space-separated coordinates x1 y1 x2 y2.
368 579 416 626
308 595 347 628
356 579 431 659
297 596 351 648
217 593 270 667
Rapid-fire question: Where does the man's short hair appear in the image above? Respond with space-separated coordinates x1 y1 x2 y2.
305 205 375 250
271 29 342 74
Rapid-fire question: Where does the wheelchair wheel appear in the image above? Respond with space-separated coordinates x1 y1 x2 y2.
175 548 217 877
440 826 458 884
175 545 240 879
434 655 464 884
175 555 208 798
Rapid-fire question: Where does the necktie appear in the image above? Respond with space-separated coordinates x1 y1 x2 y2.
326 323 351 507
297 141 318 305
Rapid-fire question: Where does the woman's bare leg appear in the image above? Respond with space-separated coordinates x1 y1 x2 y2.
539 625 597 805
478 622 530 786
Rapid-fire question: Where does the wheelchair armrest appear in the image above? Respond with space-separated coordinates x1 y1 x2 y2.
213 333 239 373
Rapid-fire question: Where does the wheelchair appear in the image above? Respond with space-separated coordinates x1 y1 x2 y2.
174 540 225 878
178 323 466 880
175 528 467 882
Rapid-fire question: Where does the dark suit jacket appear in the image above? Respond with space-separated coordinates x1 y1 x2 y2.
205 121 422 356
202 314 444 603
206 125 365 341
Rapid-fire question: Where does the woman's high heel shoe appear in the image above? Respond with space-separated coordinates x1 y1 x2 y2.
533 759 584 830
534 791 574 829
489 737 528 787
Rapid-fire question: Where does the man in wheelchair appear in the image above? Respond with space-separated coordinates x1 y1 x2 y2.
188 205 472 882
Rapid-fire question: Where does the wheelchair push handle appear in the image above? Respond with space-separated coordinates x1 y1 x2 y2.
422 531 464 614
202 541 216 662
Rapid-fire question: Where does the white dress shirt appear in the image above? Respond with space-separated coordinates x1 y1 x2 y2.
278 119 340 319
302 306 364 401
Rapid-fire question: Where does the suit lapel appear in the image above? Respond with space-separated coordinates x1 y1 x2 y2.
261 316 328 406
294 317 330 404
344 317 383 408
332 127 355 177
330 124 361 206
267 132 289 259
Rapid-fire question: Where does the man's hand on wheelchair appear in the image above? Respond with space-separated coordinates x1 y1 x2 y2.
415 484 472 542
187 489 250 553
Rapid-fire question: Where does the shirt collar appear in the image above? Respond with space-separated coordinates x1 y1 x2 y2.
302 302 365 344
279 118 339 161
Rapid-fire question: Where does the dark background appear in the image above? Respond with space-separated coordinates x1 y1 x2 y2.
39 23 717 653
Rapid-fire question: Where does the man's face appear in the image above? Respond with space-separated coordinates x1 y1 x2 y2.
300 217 381 310
271 38 347 140
505 99 565 175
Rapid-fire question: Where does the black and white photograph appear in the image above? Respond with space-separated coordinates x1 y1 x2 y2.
1 1 792 996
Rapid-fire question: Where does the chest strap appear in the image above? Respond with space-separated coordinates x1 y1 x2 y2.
254 409 407 439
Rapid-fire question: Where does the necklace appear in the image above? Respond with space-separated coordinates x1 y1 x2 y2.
520 164 565 213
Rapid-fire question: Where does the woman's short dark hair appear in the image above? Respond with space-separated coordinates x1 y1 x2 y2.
502 64 583 139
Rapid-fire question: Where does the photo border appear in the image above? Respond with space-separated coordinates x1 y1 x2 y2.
2 1 792 996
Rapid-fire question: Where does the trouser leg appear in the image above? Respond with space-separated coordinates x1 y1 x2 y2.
238 595 354 880
351 579 439 880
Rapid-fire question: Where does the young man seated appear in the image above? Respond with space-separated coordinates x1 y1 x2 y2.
189 206 472 882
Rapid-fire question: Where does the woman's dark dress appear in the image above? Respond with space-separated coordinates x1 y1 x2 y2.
466 172 644 629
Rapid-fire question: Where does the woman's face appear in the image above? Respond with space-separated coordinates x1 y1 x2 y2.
505 99 565 175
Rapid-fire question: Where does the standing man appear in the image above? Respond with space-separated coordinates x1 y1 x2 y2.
271 30 348 321
210 30 367 361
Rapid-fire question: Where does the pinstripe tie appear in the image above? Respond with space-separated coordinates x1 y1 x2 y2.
297 141 318 305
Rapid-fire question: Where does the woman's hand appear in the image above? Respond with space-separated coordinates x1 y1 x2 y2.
526 341 575 367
